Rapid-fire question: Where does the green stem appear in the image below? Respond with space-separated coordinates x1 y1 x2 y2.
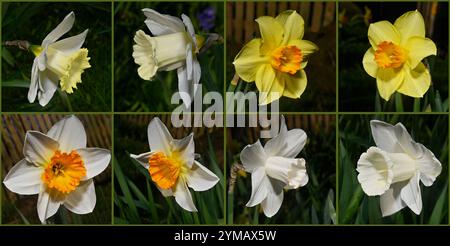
395 93 404 112
58 89 73 111
413 98 421 112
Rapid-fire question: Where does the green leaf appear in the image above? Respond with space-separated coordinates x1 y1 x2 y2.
428 183 448 224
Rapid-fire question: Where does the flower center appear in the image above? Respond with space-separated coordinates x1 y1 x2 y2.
148 151 187 189
374 41 407 69
42 150 86 194
271 45 303 75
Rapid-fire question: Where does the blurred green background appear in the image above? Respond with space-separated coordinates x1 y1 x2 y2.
339 2 448 112
1 2 112 112
114 2 224 112
227 115 336 224
339 115 448 224
114 115 225 224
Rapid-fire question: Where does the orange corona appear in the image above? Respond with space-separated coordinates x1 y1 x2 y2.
374 41 407 69
148 152 187 189
271 45 303 75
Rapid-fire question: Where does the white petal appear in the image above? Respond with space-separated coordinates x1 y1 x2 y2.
77 148 111 180
37 70 59 107
177 65 191 108
64 179 96 214
370 120 418 154
265 156 308 189
380 182 407 217
37 189 61 223
240 140 267 172
28 59 39 103
186 161 219 191
261 178 284 217
142 8 185 35
174 179 197 212
393 122 421 157
49 29 88 53
416 144 442 186
264 116 307 158
47 115 87 152
42 12 75 48
147 117 173 155
130 151 154 169
181 14 197 49
400 173 422 215
172 133 195 168
246 167 270 207
356 147 394 196
157 186 173 197
3 159 42 195
185 43 193 81
23 131 59 166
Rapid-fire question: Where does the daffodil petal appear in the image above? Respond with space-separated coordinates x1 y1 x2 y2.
77 148 111 180
50 29 88 53
3 159 42 195
233 38 266 82
400 173 422 215
368 21 400 49
37 189 61 223
397 63 431 98
406 37 436 69
279 10 305 45
240 140 267 172
130 151 154 169
47 115 87 152
142 8 185 35
255 65 284 105
416 144 442 186
264 116 307 158
261 178 284 217
174 179 197 212
246 167 270 207
282 70 308 99
288 39 318 58
42 12 75 48
394 10 425 43
362 48 378 78
172 133 195 168
147 117 173 156
255 16 283 54
357 147 394 196
181 14 197 49
157 186 173 197
186 160 219 191
376 68 404 101
37 70 58 107
28 59 39 103
370 120 416 154
64 179 96 214
23 131 59 167
380 182 407 217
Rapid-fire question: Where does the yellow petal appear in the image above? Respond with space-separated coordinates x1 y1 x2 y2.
394 10 425 44
362 48 378 78
233 38 268 82
276 10 305 45
255 64 284 105
255 16 283 54
288 39 318 58
397 63 431 98
368 21 400 49
282 70 307 99
376 68 404 101
406 36 436 69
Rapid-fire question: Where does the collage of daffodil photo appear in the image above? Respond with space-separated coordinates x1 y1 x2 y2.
0 0 449 240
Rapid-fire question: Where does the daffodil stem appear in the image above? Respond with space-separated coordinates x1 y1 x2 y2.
414 98 421 112
252 205 259 224
58 89 73 111
395 93 404 112
199 33 223 55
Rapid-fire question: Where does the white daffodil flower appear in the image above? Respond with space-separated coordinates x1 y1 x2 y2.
3 115 111 223
132 8 202 108
130 117 219 212
357 120 442 216
240 116 308 217
29 12 90 107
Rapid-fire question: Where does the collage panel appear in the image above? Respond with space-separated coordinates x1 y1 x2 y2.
1 2 112 112
339 114 448 224
1 114 112 224
339 2 449 112
226 1 336 112
113 114 224 224
226 114 336 224
114 2 224 112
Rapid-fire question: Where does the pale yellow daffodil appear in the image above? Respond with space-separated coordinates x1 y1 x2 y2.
233 10 318 105
362 10 437 101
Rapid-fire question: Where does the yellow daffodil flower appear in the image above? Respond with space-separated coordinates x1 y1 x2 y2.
29 12 91 106
362 10 437 101
233 10 318 105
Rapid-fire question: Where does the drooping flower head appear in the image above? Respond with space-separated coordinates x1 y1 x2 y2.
3 115 111 223
362 10 437 101
240 116 308 217
357 120 441 216
233 10 318 105
130 117 219 212
29 12 90 106
133 9 202 108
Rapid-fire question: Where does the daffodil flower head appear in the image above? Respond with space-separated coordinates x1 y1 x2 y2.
233 10 318 105
130 117 219 212
362 10 437 101
3 115 111 223
240 116 308 217
132 9 202 108
356 120 441 216
29 12 90 106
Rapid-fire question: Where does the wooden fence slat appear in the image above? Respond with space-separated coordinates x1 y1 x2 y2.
311 2 323 33
245 2 255 42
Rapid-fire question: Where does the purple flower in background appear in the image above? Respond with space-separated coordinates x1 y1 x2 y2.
197 6 216 32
